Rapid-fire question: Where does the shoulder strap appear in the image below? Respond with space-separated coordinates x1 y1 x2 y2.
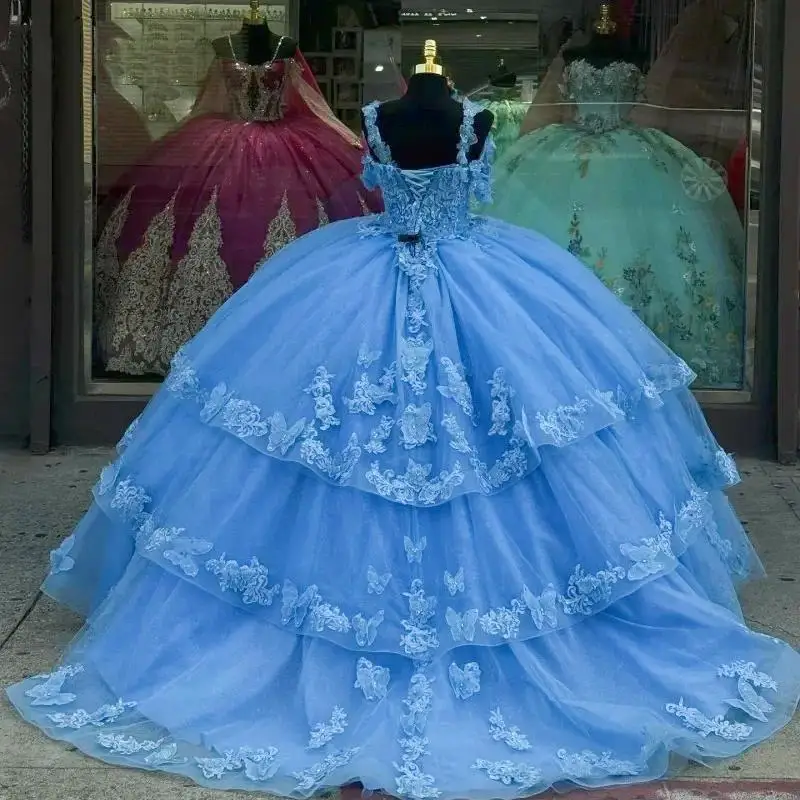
456 99 480 165
362 101 393 164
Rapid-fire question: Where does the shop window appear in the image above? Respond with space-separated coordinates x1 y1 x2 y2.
80 0 761 397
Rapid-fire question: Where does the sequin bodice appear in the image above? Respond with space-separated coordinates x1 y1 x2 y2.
222 58 289 122
360 99 494 242
561 60 643 133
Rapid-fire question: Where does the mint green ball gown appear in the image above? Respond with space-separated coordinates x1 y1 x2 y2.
488 59 745 389
472 92 529 162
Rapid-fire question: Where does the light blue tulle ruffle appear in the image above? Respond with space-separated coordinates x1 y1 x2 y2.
7 95 800 799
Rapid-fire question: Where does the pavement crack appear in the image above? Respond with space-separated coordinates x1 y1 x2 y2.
0 591 43 651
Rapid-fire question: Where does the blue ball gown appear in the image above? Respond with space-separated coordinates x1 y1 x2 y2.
486 60 746 390
7 98 800 799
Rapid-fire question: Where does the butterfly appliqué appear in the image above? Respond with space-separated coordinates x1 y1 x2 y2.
353 611 385 647
446 607 479 642
404 536 427 564
354 657 390 701
367 566 391 595
521 584 559 630
267 412 306 455
724 676 776 723
444 567 465 596
163 537 214 578
357 343 382 368
281 580 321 627
449 661 481 700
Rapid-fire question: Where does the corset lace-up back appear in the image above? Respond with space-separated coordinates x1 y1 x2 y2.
360 99 495 241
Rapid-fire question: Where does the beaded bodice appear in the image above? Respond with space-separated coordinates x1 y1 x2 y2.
561 60 644 133
222 58 289 122
361 99 494 242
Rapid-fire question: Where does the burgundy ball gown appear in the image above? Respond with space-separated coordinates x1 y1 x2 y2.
94 47 380 377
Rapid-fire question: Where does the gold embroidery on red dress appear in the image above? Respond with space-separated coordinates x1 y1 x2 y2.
316 198 330 227
102 190 178 375
262 191 298 262
159 187 234 371
95 186 135 354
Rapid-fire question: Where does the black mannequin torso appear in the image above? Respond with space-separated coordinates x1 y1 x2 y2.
562 33 647 71
212 21 297 65
489 58 516 88
363 73 493 170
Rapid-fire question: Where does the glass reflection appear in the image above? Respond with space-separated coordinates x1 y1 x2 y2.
401 0 755 392
87 0 389 383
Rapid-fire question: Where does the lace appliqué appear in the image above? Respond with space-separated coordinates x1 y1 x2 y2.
98 734 187 766
556 748 641 778
488 368 515 435
305 366 341 430
400 403 437 449
196 747 281 782
394 671 440 800
281 580 353 637
364 416 395 454
562 59 645 134
308 706 348 749
205 554 281 606
400 579 439 658
472 759 542 790
47 699 136 730
354 657 390 701
24 664 84 707
437 358 475 418
362 101 393 165
472 487 713 638
293 749 361 793
489 708 532 751
96 458 739 656
344 366 398 415
400 335 434 394
366 458 465 506
666 661 778 741
165 343 700 508
442 413 528 494
94 186 134 355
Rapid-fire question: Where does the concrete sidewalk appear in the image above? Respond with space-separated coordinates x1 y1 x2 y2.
0 448 798 800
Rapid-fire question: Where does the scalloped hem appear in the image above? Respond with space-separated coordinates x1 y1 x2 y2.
6 622 800 800
138 350 723 510
44 458 761 660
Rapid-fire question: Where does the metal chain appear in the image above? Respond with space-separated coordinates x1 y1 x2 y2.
19 1 30 241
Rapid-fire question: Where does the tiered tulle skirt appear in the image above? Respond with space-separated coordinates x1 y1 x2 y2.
8 216 800 798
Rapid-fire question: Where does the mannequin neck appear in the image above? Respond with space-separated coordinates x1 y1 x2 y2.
232 20 281 64
241 19 275 42
404 73 453 108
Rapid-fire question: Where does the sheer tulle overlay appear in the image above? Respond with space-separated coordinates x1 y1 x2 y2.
8 99 799 799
